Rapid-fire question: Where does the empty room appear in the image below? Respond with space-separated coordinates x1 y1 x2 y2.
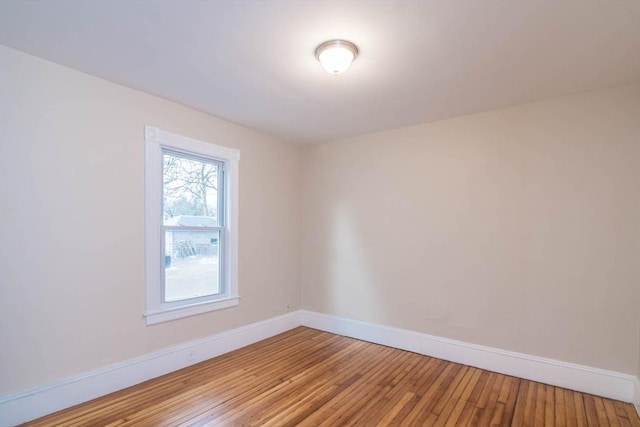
0 1 639 426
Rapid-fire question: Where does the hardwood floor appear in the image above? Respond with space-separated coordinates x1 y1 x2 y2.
23 327 640 426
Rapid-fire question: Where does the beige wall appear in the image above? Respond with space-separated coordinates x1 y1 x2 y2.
0 46 302 394
301 84 640 374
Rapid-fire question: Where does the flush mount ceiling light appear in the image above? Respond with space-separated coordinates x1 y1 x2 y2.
315 39 359 76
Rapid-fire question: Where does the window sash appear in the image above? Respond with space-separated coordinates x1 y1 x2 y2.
160 226 225 306
162 149 225 228
163 226 224 232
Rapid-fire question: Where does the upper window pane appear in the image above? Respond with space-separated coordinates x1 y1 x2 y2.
163 152 221 226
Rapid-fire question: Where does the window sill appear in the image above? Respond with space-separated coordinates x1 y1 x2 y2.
144 296 240 325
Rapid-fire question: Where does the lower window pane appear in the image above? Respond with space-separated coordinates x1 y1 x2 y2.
164 230 220 302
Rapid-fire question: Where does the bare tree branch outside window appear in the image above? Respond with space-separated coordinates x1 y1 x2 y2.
163 154 218 219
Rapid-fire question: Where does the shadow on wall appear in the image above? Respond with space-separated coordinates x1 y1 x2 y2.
325 203 386 323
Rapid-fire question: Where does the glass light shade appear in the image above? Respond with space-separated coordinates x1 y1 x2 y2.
315 40 359 75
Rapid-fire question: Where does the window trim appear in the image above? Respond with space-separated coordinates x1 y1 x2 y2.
144 126 240 325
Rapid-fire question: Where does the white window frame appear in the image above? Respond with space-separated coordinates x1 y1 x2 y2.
144 126 240 325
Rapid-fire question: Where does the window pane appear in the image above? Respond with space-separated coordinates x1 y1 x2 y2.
163 152 220 226
164 230 220 302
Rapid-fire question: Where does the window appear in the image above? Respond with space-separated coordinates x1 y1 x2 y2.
144 126 240 325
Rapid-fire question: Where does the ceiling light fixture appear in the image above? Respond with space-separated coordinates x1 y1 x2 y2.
315 39 359 76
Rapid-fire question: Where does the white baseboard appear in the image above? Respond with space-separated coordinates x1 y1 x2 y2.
634 377 640 418
0 311 301 427
1 309 637 426
300 310 637 404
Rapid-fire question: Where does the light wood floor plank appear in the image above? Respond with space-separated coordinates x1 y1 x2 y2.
511 379 529 426
21 327 640 427
584 393 602 427
473 373 503 425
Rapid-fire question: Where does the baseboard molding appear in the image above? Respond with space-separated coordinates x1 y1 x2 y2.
634 377 640 418
299 310 637 404
0 311 301 427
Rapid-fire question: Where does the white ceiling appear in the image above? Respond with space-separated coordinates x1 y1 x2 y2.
1 1 639 144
